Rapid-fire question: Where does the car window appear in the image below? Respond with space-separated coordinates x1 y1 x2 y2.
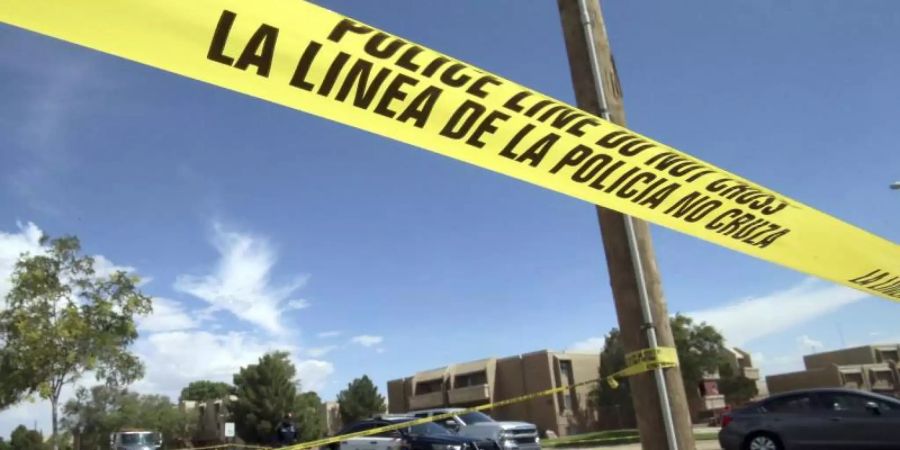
875 399 895 411
373 429 401 439
458 412 494 424
344 422 379 434
764 394 813 413
409 422 453 436
817 393 872 412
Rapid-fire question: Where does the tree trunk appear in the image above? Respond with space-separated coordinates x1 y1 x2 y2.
51 396 59 450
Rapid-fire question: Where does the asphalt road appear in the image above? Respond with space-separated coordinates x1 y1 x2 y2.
577 440 720 450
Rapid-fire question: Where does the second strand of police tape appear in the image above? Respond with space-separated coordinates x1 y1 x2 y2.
243 347 678 450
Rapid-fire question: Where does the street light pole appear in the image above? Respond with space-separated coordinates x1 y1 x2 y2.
890 182 900 190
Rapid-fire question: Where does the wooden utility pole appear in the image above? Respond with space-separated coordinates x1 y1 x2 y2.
556 1 695 449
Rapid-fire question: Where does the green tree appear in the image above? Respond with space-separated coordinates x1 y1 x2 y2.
0 235 153 450
591 314 728 417
337 376 385 424
9 426 45 450
717 363 758 406
0 350 37 410
0 437 12 450
294 392 324 442
231 352 299 444
179 381 233 402
62 385 196 450
591 329 635 420
670 314 727 390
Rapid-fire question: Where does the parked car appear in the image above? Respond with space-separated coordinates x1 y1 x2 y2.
409 409 540 450
109 429 163 450
327 417 498 450
718 388 900 450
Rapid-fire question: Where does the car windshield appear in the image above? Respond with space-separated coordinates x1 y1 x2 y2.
409 422 453 436
458 412 494 424
120 433 159 445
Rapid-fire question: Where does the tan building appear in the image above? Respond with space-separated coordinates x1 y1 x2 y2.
320 401 342 435
181 396 236 444
722 347 767 398
766 344 900 396
684 347 764 422
387 350 600 437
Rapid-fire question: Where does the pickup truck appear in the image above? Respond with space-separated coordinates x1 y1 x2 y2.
409 409 540 450
327 417 497 450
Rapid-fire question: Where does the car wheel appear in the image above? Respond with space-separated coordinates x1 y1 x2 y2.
743 433 782 450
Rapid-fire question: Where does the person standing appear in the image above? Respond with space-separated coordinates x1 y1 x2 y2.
276 412 299 447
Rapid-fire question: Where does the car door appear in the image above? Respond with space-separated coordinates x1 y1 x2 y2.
340 422 379 450
867 396 900 449
814 392 900 449
365 429 404 450
760 393 826 449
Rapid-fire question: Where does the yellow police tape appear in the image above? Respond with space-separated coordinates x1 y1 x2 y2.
1 1 899 301
249 347 675 450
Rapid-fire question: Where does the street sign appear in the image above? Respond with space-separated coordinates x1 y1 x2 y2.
224 422 235 438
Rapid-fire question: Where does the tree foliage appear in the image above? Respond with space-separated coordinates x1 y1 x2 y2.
179 381 233 402
8 426 46 450
337 376 385 424
294 392 324 442
0 236 152 449
717 363 758 406
62 385 196 450
592 314 729 415
669 314 727 389
231 352 300 444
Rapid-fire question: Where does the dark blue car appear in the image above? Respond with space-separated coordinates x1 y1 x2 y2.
718 388 900 450
328 417 498 450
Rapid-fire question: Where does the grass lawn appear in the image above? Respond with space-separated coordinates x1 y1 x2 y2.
542 429 718 448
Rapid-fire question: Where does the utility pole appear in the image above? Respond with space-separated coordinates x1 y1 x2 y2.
556 2 695 449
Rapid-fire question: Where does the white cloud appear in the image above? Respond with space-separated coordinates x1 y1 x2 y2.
295 360 335 393
93 254 152 286
689 278 867 346
174 223 309 335
796 335 824 352
317 330 342 338
0 222 45 308
350 335 383 347
286 299 311 310
138 298 199 333
0 223 338 437
568 337 605 353
307 346 337 357
133 330 334 399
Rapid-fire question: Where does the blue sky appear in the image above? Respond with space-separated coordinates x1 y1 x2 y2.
2 0 900 436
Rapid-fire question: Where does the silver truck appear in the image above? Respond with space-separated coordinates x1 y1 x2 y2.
109 430 163 450
409 409 540 450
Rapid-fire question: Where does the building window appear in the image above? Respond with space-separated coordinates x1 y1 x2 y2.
416 379 443 394
558 360 576 413
877 349 899 363
455 371 487 388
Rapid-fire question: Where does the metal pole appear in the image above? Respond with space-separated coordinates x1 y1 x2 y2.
575 1 679 449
